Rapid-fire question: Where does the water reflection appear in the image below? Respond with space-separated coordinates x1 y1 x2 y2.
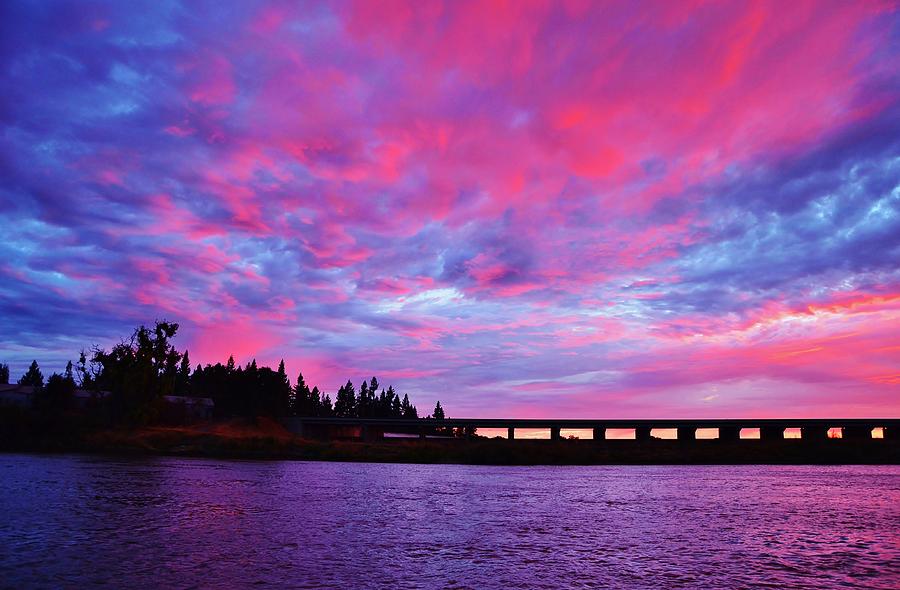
1 455 898 588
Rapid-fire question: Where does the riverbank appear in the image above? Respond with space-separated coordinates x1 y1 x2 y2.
2 418 898 464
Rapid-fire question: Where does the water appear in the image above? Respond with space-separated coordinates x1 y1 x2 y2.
0 455 898 589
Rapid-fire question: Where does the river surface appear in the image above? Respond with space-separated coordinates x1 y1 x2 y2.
0 455 898 589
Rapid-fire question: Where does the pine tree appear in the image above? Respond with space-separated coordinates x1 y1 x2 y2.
390 389 402 417
432 400 445 420
309 386 321 415
321 393 334 416
369 377 380 415
176 351 191 395
294 372 312 416
64 360 75 384
18 360 44 388
400 393 418 418
0 363 8 385
334 380 356 417
358 380 370 417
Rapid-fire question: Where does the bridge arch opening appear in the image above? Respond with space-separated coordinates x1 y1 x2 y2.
740 428 761 439
514 428 552 440
478 428 510 439
784 428 802 439
560 428 593 440
697 428 718 439
605 428 636 440
651 428 677 439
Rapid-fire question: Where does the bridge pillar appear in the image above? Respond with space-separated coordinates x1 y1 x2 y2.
636 426 652 441
677 427 696 441
593 427 606 441
886 426 899 441
550 427 562 441
507 427 515 440
801 426 830 441
760 426 784 441
718 426 740 441
843 426 872 440
418 425 427 440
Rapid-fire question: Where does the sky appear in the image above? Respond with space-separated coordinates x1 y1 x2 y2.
1 0 899 418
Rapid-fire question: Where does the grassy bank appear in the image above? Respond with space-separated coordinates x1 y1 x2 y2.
2 416 898 464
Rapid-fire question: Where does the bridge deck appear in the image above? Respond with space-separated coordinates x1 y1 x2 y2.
288 417 899 429
284 417 899 442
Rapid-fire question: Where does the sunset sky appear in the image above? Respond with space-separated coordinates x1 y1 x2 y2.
1 1 899 418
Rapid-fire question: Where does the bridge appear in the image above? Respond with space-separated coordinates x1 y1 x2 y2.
284 417 900 442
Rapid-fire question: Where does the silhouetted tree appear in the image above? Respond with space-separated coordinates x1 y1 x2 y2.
357 380 370 417
0 363 9 384
309 386 322 415
92 321 182 424
293 372 311 416
334 380 356 417
37 373 75 414
176 350 191 395
320 392 334 416
18 360 44 388
75 350 95 389
390 388 402 417
401 393 418 419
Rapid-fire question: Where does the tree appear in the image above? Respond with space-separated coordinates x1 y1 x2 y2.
334 380 356 417
92 321 183 424
64 361 74 383
18 360 44 388
390 389 402 417
320 392 334 416
401 393 417 419
309 386 322 415
37 373 75 414
76 350 94 389
432 401 445 420
0 363 9 384
357 380 370 417
293 372 310 415
176 350 191 395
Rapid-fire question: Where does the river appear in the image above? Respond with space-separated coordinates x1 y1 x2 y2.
0 454 898 588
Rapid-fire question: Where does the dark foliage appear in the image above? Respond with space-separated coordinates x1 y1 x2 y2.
18 360 44 388
2 320 437 425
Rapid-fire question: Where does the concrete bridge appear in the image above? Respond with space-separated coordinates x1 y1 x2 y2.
284 417 899 442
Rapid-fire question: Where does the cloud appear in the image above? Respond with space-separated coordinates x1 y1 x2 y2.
0 0 898 417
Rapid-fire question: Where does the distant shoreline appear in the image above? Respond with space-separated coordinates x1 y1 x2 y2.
2 421 898 465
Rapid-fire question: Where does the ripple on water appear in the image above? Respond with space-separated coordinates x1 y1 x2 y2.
0 458 898 589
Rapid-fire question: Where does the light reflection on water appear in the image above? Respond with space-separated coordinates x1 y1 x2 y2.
0 455 898 589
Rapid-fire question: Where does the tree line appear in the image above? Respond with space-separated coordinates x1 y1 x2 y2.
0 321 449 426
